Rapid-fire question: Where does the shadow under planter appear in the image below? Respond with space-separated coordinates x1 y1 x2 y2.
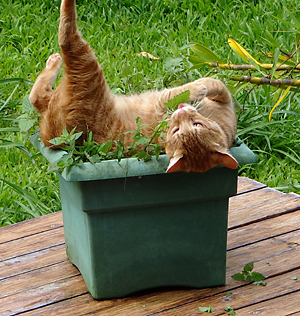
31 133 257 300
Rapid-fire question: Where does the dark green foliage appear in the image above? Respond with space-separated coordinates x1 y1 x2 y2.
48 117 168 172
232 262 267 286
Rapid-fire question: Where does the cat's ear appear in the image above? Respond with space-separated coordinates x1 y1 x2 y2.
216 152 238 169
166 154 184 173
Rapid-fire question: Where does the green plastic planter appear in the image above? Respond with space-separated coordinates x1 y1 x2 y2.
31 133 256 300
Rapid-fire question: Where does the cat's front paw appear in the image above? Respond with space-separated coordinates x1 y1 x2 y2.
46 53 62 70
187 81 208 103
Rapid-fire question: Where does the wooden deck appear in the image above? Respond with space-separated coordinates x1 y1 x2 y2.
1 177 300 315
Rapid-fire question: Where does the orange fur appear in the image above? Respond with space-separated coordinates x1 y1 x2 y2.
29 0 237 173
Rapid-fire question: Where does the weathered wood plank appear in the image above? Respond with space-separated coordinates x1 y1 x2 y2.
229 189 300 229
13 229 300 316
236 176 266 195
150 270 300 315
20 294 117 316
0 227 64 262
228 210 300 250
19 263 300 316
0 212 63 244
230 290 300 316
0 244 67 280
0 275 88 316
227 229 300 274
0 261 80 299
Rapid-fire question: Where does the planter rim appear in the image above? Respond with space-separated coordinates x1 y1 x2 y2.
30 132 257 182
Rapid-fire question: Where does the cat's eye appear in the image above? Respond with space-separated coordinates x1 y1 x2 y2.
172 127 179 134
193 122 204 127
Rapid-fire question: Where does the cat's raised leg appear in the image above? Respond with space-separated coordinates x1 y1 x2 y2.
57 0 112 125
192 78 232 104
29 53 62 114
58 0 108 86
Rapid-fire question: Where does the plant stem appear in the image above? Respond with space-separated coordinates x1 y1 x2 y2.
207 62 300 72
229 76 300 86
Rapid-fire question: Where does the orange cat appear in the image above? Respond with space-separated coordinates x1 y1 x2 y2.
29 0 237 173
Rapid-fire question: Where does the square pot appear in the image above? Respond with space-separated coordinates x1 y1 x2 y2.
31 133 256 300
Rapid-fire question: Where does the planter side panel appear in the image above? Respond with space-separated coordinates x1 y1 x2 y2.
86 199 229 299
58 168 237 300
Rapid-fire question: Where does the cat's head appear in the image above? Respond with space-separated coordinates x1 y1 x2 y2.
165 103 238 173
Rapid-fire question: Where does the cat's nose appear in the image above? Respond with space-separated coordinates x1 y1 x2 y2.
178 103 186 109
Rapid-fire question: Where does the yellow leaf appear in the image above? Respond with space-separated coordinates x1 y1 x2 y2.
267 53 295 65
228 38 261 65
269 85 292 122
136 52 160 60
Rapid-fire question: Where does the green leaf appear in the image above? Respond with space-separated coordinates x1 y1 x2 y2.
186 55 205 66
137 150 152 161
164 57 183 71
253 281 267 286
19 118 36 133
231 273 245 281
164 90 190 113
22 95 34 113
251 272 266 282
98 141 112 154
48 136 65 146
243 262 254 273
225 292 233 297
190 43 223 63
198 305 214 313
290 276 298 280
224 306 236 315
246 274 253 282
134 135 149 146
90 155 102 163
154 143 162 160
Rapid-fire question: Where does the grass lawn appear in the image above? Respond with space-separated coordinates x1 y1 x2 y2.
1 0 300 226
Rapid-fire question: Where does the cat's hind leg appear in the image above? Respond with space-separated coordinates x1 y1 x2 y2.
29 53 62 114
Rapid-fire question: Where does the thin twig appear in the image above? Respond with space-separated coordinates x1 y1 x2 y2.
275 46 300 71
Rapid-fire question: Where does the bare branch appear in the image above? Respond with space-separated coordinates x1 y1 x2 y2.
229 76 300 86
